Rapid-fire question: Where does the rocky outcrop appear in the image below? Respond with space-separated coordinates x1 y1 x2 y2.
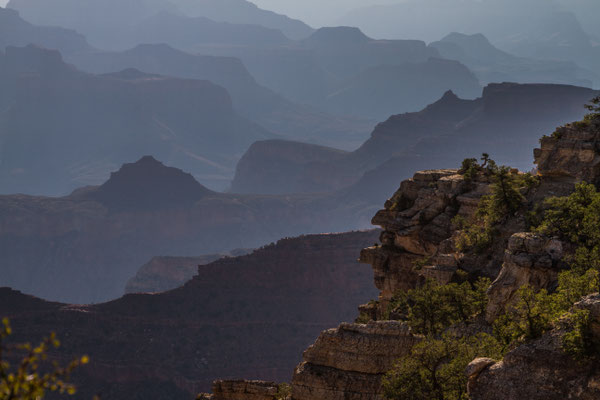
535 122 600 189
469 294 600 400
212 380 279 400
292 321 417 400
486 232 565 321
359 169 491 304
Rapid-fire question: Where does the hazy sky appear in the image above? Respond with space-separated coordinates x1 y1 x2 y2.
251 0 402 27
0 0 398 26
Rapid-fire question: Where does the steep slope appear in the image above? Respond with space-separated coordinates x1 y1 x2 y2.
191 26 482 120
132 11 291 50
170 0 314 40
7 0 312 49
0 45 271 195
340 0 600 76
0 230 379 397
67 44 372 149
299 27 439 80
323 58 481 121
7 0 175 50
232 83 598 203
230 140 348 194
197 109 600 400
430 32 599 87
0 7 90 55
0 154 380 303
124 251 252 294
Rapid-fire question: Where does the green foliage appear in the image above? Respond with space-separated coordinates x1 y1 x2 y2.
494 268 599 354
412 256 432 271
560 309 600 360
455 160 534 254
276 383 291 400
553 268 599 311
583 96 600 124
388 277 491 336
0 318 88 400
543 97 600 141
355 311 373 324
383 333 502 400
459 158 479 182
537 182 600 292
492 286 556 348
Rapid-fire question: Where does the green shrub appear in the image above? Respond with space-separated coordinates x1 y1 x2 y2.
536 182 600 293
455 159 531 254
383 332 502 400
494 268 599 354
276 383 292 400
387 277 491 335
560 309 600 360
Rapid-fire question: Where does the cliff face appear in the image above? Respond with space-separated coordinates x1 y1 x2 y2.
292 321 417 400
0 230 379 398
466 119 600 398
469 295 600 400
284 168 510 400
231 84 598 204
255 115 600 400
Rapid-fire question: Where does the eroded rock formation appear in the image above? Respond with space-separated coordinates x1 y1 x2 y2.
359 169 490 306
288 169 495 400
486 232 565 321
292 321 418 400
211 380 279 400
469 294 600 400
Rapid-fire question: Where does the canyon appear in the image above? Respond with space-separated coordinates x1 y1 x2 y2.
0 230 379 397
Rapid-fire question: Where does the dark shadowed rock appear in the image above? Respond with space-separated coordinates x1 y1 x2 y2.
0 230 379 397
89 156 213 211
125 250 252 294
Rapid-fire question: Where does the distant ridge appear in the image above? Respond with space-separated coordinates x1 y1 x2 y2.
89 156 213 211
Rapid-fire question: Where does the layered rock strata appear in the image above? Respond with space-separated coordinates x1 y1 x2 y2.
359 169 490 306
211 380 279 400
284 119 600 400
288 169 494 400
292 321 417 400
535 124 600 185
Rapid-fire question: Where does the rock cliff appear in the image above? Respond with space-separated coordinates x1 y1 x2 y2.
469 294 600 400
210 380 280 400
222 108 600 400
292 321 417 400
